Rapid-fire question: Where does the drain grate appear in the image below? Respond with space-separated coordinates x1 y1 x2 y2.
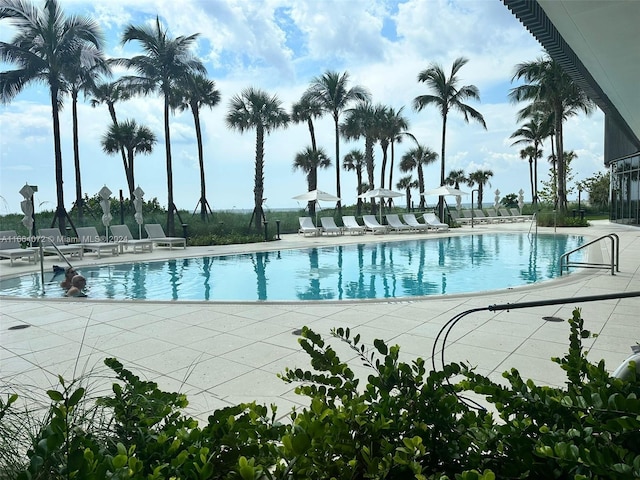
542 316 565 322
8 324 31 330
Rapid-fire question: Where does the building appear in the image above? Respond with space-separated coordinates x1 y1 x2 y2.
503 0 640 224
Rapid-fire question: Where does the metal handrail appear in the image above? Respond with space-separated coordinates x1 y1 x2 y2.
560 233 619 275
527 211 537 236
38 235 76 294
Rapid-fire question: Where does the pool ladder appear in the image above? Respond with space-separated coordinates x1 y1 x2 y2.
560 233 619 275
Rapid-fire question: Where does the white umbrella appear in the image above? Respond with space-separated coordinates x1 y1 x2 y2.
133 186 145 239
358 188 404 222
98 185 112 239
494 189 501 210
422 185 469 213
292 189 340 224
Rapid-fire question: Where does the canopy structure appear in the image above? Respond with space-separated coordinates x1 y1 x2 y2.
292 189 340 224
358 188 404 222
422 185 469 211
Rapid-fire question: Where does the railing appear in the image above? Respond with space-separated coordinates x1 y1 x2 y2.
560 233 619 276
527 211 537 236
38 236 75 294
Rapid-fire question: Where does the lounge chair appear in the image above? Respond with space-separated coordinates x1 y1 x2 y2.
402 213 430 232
473 209 497 223
362 215 389 234
38 228 84 260
385 214 412 233
341 216 366 235
110 225 154 253
0 230 37 266
422 213 449 231
320 217 343 236
76 227 119 258
510 208 533 221
498 208 518 222
449 210 471 225
144 224 187 249
485 208 506 223
298 217 321 237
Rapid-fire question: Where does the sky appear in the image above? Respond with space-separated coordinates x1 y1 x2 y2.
0 0 606 216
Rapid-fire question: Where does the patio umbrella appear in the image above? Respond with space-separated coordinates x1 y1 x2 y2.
98 185 112 239
358 188 404 223
494 189 501 210
19 184 34 236
133 186 144 239
422 185 469 212
292 189 340 224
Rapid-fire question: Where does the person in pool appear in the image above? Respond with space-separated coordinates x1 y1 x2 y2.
60 267 77 290
66 275 87 297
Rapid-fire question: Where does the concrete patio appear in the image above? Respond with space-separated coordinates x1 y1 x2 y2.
2 219 640 422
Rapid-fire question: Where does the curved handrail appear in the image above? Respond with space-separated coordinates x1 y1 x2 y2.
560 233 619 275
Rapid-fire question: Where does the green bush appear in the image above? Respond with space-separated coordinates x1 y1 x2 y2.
2 308 639 479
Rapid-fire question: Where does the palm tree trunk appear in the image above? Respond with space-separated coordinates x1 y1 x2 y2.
418 167 425 210
164 94 175 236
51 84 66 233
108 103 133 199
365 136 376 214
254 125 265 231
555 107 566 212
333 113 342 214
439 114 448 219
72 90 83 224
192 107 208 221
529 158 534 208
379 143 388 189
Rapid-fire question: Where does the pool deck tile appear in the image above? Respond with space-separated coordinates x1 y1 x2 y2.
2 220 640 423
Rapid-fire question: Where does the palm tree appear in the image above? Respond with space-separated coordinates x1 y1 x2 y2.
385 106 414 193
101 119 157 194
292 146 332 218
510 55 595 212
305 70 370 212
510 111 552 208
467 170 494 209
343 149 366 216
65 45 109 223
118 16 205 235
291 92 324 152
226 87 289 230
173 73 221 221
0 0 104 232
445 169 467 189
413 57 487 220
341 101 379 214
89 79 133 196
396 175 418 211
399 145 438 210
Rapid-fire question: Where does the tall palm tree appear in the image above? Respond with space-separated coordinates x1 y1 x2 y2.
306 71 370 213
292 146 332 218
226 87 289 230
89 79 133 196
510 55 595 212
399 145 438 210
65 45 109 223
445 169 467 189
385 106 413 193
118 16 205 235
343 149 366 216
467 169 494 209
101 119 157 194
0 0 104 232
510 111 552 208
173 73 221 221
291 91 324 152
341 101 379 214
413 57 486 219
396 175 418 211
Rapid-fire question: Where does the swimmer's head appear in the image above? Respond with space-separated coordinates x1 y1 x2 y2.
71 275 86 288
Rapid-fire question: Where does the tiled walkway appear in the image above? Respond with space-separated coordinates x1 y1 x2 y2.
2 220 640 422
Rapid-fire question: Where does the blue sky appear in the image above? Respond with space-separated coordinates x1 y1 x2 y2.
0 0 605 215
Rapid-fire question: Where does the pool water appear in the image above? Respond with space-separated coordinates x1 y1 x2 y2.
0 233 585 301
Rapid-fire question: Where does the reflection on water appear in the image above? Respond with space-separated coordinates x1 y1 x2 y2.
0 233 585 301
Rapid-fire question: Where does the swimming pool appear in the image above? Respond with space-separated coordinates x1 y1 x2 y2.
0 233 586 301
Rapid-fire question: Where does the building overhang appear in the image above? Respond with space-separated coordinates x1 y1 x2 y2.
502 0 640 154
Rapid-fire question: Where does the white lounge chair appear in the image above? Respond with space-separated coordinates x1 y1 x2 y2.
402 214 430 232
449 210 471 225
341 216 366 235
510 208 533 221
385 214 412 233
76 227 119 258
39 227 84 260
298 217 321 237
485 208 506 223
144 224 187 249
498 208 518 222
0 230 37 266
320 217 343 236
110 225 154 253
362 215 389 234
422 213 449 231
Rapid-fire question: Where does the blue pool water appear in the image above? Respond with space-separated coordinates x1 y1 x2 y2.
0 233 585 301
